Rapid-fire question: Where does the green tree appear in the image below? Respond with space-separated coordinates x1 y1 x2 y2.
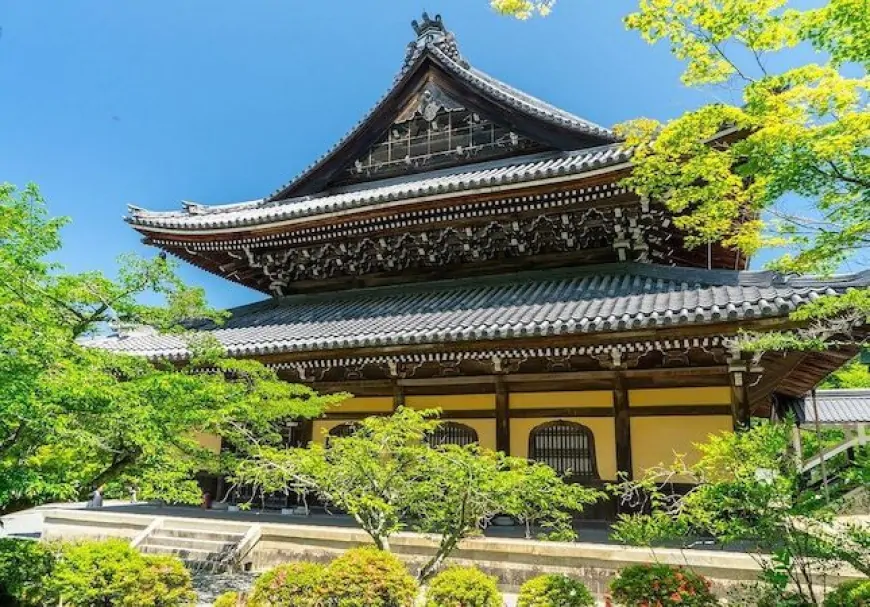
821 357 870 388
233 407 600 581
496 0 870 343
610 422 869 605
0 183 342 515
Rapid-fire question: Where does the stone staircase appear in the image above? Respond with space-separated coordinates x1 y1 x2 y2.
131 518 260 573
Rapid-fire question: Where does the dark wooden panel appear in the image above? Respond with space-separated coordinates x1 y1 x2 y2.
629 405 733 417
495 376 510 454
510 407 615 418
613 374 632 482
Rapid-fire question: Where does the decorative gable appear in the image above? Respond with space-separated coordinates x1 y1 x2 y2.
334 82 546 187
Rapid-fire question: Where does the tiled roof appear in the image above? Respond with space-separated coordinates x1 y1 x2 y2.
805 390 870 424
126 146 631 230
126 16 623 232
87 264 870 361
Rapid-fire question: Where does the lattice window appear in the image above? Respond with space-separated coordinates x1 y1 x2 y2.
528 421 598 480
327 422 360 443
339 84 542 185
427 421 479 448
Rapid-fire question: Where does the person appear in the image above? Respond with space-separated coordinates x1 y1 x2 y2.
88 486 103 508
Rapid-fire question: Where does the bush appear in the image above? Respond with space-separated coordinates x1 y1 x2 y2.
249 562 326 607
609 564 716 607
215 591 247 607
0 538 56 606
517 574 594 607
424 566 501 607
823 579 870 607
45 539 195 607
321 546 417 607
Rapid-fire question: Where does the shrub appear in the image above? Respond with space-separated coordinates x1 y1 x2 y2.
45 539 195 607
248 562 326 607
424 566 501 607
517 573 594 607
0 538 56 606
823 579 870 607
609 564 716 607
215 591 247 607
321 546 417 607
139 555 197 607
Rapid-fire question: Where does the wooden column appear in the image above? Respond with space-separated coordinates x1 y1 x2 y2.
392 380 405 410
728 359 751 430
613 373 633 481
298 419 314 447
495 375 510 454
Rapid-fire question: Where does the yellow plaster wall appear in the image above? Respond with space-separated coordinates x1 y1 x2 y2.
510 391 613 409
629 387 731 407
509 417 617 480
631 415 733 478
194 432 222 454
405 394 495 412
442 418 497 450
327 396 393 413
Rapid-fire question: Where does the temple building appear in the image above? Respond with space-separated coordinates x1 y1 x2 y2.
101 14 869 515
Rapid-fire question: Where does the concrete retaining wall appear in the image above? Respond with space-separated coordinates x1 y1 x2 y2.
42 508 863 598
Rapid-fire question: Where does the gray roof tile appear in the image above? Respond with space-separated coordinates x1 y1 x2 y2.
805 390 870 424
127 145 631 231
88 264 870 361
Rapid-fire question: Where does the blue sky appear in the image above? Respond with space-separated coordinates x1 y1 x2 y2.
0 1 821 309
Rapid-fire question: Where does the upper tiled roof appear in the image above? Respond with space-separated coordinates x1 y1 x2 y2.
805 389 870 424
126 145 631 230
126 14 622 232
87 264 870 361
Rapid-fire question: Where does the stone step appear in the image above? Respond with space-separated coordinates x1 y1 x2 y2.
139 543 221 562
156 527 245 542
142 535 236 553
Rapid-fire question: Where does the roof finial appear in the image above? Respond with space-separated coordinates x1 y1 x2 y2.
411 12 446 40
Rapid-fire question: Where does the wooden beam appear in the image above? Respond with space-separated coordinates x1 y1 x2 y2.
510 407 615 418
495 376 510 454
629 405 733 417
613 373 632 482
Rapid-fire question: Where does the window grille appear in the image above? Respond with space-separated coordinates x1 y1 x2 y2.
427 421 479 448
326 422 360 446
528 421 598 480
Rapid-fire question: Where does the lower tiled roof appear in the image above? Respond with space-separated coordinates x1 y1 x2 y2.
88 264 870 361
805 390 870 424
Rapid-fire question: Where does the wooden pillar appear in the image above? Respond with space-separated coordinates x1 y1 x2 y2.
613 373 633 481
298 419 314 447
392 380 405 410
728 360 751 430
495 376 510 454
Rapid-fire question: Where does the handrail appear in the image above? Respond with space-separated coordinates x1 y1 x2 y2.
801 436 861 474
220 523 261 570
130 516 164 549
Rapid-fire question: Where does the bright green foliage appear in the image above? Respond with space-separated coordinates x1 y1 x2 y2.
45 539 195 607
214 592 246 607
321 546 418 607
619 1 869 275
516 573 595 607
248 562 326 607
823 579 870 607
490 0 555 19
610 422 870 605
821 357 870 388
424 566 502 607
233 408 601 581
498 457 601 541
0 183 341 514
609 564 716 607
0 538 56 606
